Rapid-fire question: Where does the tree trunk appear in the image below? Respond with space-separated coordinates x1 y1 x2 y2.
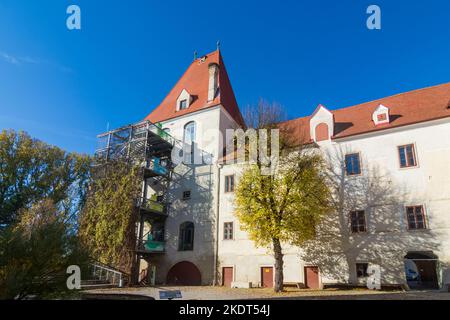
272 238 284 292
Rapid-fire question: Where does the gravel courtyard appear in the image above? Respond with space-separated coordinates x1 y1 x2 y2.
84 286 450 300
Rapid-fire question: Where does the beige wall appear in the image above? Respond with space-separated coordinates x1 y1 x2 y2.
217 117 450 289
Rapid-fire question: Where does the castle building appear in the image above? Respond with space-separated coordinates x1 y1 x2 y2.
101 50 450 290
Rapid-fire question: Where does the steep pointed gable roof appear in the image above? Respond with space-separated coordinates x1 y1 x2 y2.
144 50 245 127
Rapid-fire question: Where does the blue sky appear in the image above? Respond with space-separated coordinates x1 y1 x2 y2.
1 0 449 154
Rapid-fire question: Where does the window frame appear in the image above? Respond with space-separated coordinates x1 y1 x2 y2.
356 263 369 278
349 210 367 233
398 144 418 169
344 152 362 176
183 121 196 164
182 190 191 200
377 113 388 122
405 205 427 230
178 222 194 251
224 175 235 193
223 222 234 240
179 99 188 110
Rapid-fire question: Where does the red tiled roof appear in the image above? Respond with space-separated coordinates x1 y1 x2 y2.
283 82 450 145
144 50 245 127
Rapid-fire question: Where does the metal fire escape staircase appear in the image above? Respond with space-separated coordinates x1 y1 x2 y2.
94 120 179 285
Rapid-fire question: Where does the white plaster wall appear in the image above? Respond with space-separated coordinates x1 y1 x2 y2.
217 163 304 286
217 117 450 288
145 105 242 285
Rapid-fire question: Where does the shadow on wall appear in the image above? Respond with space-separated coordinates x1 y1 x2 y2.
151 143 216 285
301 146 442 288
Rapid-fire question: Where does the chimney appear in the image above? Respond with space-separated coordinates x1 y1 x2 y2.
208 63 219 102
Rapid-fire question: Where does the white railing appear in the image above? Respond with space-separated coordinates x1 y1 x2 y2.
92 263 124 287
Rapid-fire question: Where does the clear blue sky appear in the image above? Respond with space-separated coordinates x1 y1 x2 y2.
1 0 449 154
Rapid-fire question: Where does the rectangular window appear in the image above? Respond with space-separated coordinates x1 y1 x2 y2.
179 99 187 110
356 263 369 278
225 175 235 193
182 190 191 200
223 222 234 240
345 153 361 175
350 210 366 233
377 113 387 121
406 206 426 230
398 144 417 168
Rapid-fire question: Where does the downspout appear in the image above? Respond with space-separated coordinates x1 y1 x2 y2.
213 162 222 286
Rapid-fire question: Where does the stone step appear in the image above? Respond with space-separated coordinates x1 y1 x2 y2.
81 283 119 290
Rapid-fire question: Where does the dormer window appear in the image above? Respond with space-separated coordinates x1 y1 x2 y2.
373 104 390 125
179 99 187 110
176 89 191 111
309 104 334 142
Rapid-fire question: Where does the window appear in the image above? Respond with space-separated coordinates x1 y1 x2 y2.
398 144 417 168
406 206 426 230
224 222 234 240
183 122 196 164
179 222 194 251
345 153 361 175
350 210 366 233
182 190 191 200
225 175 235 193
356 263 369 278
179 99 187 110
377 113 387 121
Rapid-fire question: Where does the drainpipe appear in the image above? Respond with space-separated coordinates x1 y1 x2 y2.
213 163 223 286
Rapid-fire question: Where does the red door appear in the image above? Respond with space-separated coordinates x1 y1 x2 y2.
222 267 233 287
304 266 320 289
261 267 273 288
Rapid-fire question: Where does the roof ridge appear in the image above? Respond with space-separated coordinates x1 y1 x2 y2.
333 81 450 112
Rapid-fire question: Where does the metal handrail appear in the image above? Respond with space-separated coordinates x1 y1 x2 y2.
138 239 166 253
137 197 166 214
92 263 125 287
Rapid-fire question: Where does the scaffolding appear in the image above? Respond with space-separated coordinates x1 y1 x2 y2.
94 120 178 284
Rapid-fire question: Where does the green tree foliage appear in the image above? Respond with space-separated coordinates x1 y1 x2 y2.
79 162 141 274
234 101 332 292
0 130 91 227
235 151 332 292
0 199 89 299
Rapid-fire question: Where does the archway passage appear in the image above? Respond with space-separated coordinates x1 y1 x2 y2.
404 251 439 289
166 261 202 286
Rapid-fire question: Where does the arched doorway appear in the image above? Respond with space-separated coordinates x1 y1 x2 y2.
404 251 440 289
166 261 201 286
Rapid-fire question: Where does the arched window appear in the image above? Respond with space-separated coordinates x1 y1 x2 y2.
179 222 194 251
184 122 196 143
183 122 196 164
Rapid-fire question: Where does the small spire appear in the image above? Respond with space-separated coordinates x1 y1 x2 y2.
216 40 221 51
193 50 198 60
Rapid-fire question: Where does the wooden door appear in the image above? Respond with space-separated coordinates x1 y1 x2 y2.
304 266 320 289
261 267 273 288
222 267 233 287
414 260 438 289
